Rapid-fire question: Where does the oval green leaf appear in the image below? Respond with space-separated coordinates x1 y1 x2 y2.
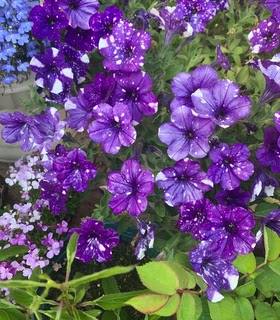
126 294 169 314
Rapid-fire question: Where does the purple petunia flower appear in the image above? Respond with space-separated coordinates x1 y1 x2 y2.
133 9 152 31
99 19 151 72
0 112 43 152
208 143 254 190
88 103 137 154
69 218 119 263
135 219 155 260
60 0 99 30
158 106 214 160
52 148 97 192
29 0 68 42
64 89 93 132
199 205 256 261
178 199 216 240
111 72 158 124
215 187 250 208
191 80 252 128
256 127 280 173
190 238 239 303
263 209 280 237
64 27 96 52
107 159 154 216
248 17 280 54
30 47 73 94
212 44 231 70
263 0 280 11
90 5 123 47
156 158 213 207
171 66 218 111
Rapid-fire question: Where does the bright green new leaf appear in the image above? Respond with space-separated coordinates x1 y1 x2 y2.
269 259 280 276
9 289 33 308
233 253 256 274
0 280 46 288
66 232 79 274
154 294 180 316
235 280 256 297
255 266 280 298
235 298 254 320
0 246 28 263
126 294 169 314
208 296 237 320
264 227 280 262
255 302 279 320
177 293 202 320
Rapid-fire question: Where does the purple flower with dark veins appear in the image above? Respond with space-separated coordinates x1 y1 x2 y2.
108 159 154 216
192 79 252 128
248 17 280 54
199 205 256 261
99 19 151 72
60 0 99 30
208 143 254 190
30 48 73 95
212 44 231 70
156 158 213 207
65 27 96 52
111 72 158 124
53 148 97 192
0 112 43 152
69 218 119 263
178 199 217 240
215 187 251 208
29 0 68 42
88 103 137 154
190 238 239 303
135 220 155 260
158 106 214 160
133 9 152 30
90 5 123 47
263 209 280 237
256 127 280 173
171 66 218 111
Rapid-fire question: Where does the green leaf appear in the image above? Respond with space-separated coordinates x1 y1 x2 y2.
233 253 256 274
154 294 180 317
0 246 28 263
102 276 120 294
68 266 134 288
0 280 46 288
235 298 254 320
77 310 98 320
264 227 280 262
164 262 189 290
136 262 180 295
0 309 25 320
255 266 280 298
9 289 33 307
235 280 256 297
273 303 280 318
255 203 279 216
126 294 169 314
177 293 202 320
66 232 79 274
208 296 237 320
255 302 280 320
269 259 280 276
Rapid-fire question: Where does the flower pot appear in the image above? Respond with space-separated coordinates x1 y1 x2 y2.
0 75 35 162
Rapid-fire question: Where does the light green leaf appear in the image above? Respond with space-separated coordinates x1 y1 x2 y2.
126 294 169 314
235 281 256 297
66 232 79 274
154 294 180 317
0 280 46 288
177 293 201 320
235 298 254 320
102 276 120 294
9 289 34 307
255 266 280 298
273 303 280 318
264 227 280 262
0 246 28 263
269 259 280 276
233 253 256 274
255 302 280 320
208 296 237 320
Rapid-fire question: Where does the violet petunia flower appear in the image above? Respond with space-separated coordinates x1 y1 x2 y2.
215 187 250 208
191 79 252 128
133 9 152 31
64 27 96 52
199 205 256 261
99 19 151 72
158 106 214 160
135 220 155 260
29 0 68 42
111 72 158 124
107 159 154 216
69 218 119 263
171 66 218 111
88 103 137 154
263 209 280 237
190 238 239 303
178 199 216 240
212 45 230 70
156 158 213 207
60 0 99 30
256 127 280 174
248 17 280 54
263 0 280 11
90 5 123 47
208 143 254 190
0 112 43 152
52 148 97 192
30 47 73 95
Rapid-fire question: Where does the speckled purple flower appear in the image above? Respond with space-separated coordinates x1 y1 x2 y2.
199 205 256 261
192 80 252 128
88 103 137 154
158 106 214 160
171 66 218 111
208 143 254 190
190 238 239 303
108 159 154 216
111 72 158 124
90 5 123 47
156 158 213 207
215 187 250 208
178 199 216 240
65 27 96 52
135 220 155 260
256 127 280 173
52 148 97 192
248 17 280 54
99 19 151 72
60 0 99 30
30 47 73 94
69 218 119 263
212 45 230 70
263 209 280 237
264 0 280 11
0 112 43 152
29 0 68 42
